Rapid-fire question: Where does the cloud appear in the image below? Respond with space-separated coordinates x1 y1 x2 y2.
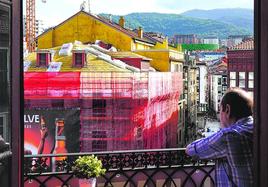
92 0 163 14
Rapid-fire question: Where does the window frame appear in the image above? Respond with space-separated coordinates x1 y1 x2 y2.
7 0 268 186
229 71 237 87
239 72 246 88
248 72 254 89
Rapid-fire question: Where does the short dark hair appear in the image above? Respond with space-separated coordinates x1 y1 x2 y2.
221 87 253 120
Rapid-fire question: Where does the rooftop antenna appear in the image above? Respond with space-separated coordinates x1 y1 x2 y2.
80 0 91 13
80 0 86 11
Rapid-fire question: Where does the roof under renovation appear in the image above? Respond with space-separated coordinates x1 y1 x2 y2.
24 42 148 72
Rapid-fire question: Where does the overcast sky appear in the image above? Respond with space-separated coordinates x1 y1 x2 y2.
23 0 253 27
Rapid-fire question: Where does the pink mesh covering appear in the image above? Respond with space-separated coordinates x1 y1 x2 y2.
24 72 183 151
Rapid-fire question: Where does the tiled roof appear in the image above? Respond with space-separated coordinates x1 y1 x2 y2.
96 14 156 45
24 44 131 72
132 30 165 44
228 39 254 50
209 62 227 75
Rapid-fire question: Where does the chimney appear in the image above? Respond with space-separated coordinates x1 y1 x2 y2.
138 26 143 38
119 16 125 28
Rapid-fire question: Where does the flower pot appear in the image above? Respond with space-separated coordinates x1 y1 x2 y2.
79 178 96 187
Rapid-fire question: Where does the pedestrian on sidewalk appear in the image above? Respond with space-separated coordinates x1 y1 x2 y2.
186 87 253 187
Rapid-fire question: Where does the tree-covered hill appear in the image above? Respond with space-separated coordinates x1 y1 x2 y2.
100 9 252 39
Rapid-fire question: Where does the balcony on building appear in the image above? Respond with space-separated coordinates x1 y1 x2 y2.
24 148 215 187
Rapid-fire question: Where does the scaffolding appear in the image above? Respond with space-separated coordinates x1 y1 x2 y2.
24 72 183 152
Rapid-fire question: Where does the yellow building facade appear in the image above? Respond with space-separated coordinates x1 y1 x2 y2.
134 49 184 72
38 11 154 51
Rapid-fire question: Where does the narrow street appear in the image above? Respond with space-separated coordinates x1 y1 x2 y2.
197 115 220 138
203 119 220 137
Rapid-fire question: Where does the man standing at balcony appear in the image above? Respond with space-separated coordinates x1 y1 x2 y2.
186 87 253 187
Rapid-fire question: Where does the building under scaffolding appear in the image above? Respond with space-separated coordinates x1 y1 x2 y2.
24 42 183 152
24 72 182 152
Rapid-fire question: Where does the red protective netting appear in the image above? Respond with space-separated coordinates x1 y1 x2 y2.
24 72 81 99
24 72 183 152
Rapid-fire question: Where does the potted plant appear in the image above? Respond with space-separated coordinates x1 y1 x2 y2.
72 155 106 187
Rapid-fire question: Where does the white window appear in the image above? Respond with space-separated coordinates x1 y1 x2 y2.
230 72 236 79
248 72 254 89
229 72 236 87
171 63 178 72
175 64 179 72
248 72 254 79
239 72 246 88
230 80 236 87
239 80 246 88
248 80 254 89
239 72 245 79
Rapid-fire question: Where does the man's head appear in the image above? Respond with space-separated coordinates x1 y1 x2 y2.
220 87 253 128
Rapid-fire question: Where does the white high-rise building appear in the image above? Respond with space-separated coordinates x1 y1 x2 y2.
203 37 219 45
23 16 45 37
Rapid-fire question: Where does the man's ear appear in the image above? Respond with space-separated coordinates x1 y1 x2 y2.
226 104 231 117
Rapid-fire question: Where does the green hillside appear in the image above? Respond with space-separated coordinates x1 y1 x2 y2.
181 8 253 32
100 12 252 39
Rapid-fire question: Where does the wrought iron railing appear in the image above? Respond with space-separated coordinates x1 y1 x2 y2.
24 148 215 187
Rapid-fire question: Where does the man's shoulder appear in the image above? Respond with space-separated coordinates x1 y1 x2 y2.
220 123 253 141
223 117 253 132
221 126 251 135
220 127 236 135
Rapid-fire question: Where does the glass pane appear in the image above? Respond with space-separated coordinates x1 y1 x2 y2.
230 80 236 87
218 78 222 85
75 53 83 65
170 64 176 72
0 4 10 143
222 86 227 93
176 64 179 72
230 72 236 79
0 4 10 187
249 72 254 80
248 80 254 88
239 72 245 79
239 80 246 88
39 54 47 66
223 77 227 84
248 91 254 98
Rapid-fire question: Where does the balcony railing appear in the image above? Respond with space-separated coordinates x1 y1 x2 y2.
24 148 215 187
